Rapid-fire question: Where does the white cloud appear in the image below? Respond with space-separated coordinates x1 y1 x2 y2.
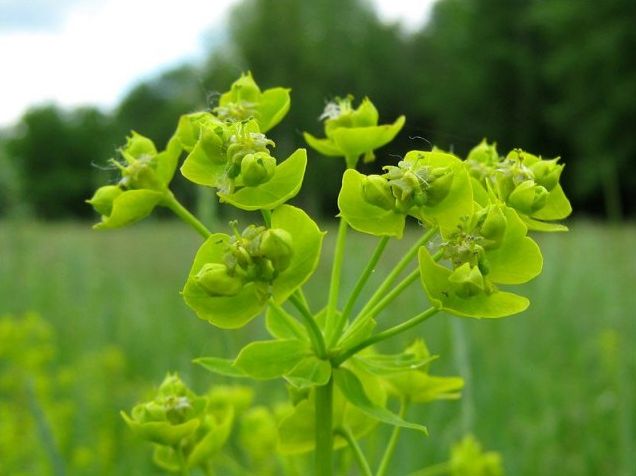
0 0 240 126
0 0 436 127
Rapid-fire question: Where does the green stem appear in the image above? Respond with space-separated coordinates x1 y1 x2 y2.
289 293 327 358
315 377 334 476
335 307 438 366
336 427 373 476
330 236 390 347
364 269 419 321
261 209 272 227
376 399 409 476
295 288 311 312
409 461 452 476
357 227 437 319
164 191 212 239
325 218 349 344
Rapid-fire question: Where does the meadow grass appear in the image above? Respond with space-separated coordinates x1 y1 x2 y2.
1 218 634 475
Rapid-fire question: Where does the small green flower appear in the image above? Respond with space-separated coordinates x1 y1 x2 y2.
304 96 405 168
214 72 291 132
419 205 543 318
88 132 182 229
450 435 503 476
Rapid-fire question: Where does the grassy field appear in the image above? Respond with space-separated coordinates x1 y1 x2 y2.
1 218 634 475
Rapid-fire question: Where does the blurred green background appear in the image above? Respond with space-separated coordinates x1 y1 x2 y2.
1 0 635 474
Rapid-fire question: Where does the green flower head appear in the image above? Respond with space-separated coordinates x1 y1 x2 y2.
304 96 405 168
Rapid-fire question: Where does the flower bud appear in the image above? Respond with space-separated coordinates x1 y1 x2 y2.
120 156 163 190
449 263 486 298
390 172 419 210
530 159 563 191
350 97 379 127
362 175 394 210
508 180 549 214
260 228 293 272
195 263 243 297
122 131 157 162
478 206 507 249
240 152 276 186
426 168 454 205
466 139 498 165
87 185 123 216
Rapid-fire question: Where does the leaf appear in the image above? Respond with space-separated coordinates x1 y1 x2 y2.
285 356 331 388
330 116 406 159
187 407 235 468
303 132 343 157
94 189 163 229
155 136 183 185
182 234 268 329
531 184 572 221
219 148 307 210
353 351 438 376
258 87 291 132
265 304 307 340
334 368 428 434
384 373 464 403
180 126 227 187
234 339 309 380
486 207 543 284
193 357 247 378
270 205 325 303
418 247 530 318
404 150 474 237
121 412 199 446
338 315 377 351
338 169 406 238
521 215 569 232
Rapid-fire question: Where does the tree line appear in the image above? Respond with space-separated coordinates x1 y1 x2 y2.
1 0 634 220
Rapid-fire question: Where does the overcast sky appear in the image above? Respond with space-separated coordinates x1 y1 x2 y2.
0 0 437 127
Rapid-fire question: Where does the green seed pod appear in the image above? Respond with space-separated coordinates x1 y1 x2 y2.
508 180 549 214
240 152 277 186
195 263 243 297
87 185 123 216
260 228 293 272
530 159 563 191
426 168 454 205
479 206 507 249
362 175 394 210
390 171 420 210
449 263 486 298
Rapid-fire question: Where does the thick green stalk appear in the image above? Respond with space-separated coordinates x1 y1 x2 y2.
164 192 212 239
376 399 409 476
335 307 439 366
261 208 272 227
337 427 373 476
289 293 327 358
357 227 437 319
325 218 348 344
329 236 390 347
315 377 334 476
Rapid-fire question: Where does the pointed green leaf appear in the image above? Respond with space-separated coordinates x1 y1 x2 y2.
285 356 331 388
270 205 325 303
182 234 268 328
234 339 309 380
193 357 247 378
121 411 199 446
353 352 438 376
418 247 529 318
522 215 569 232
338 169 406 238
187 407 234 468
94 189 163 229
219 149 307 210
334 367 428 434
384 373 464 403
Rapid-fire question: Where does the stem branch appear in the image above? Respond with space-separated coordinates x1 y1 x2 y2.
335 307 438 365
289 293 327 358
325 218 348 343
376 399 409 476
336 427 373 476
164 191 212 239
